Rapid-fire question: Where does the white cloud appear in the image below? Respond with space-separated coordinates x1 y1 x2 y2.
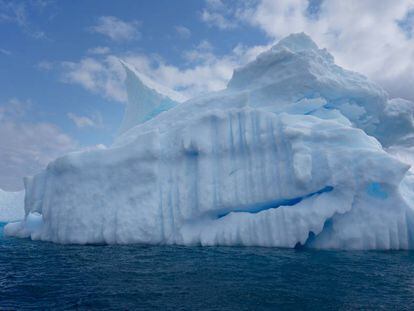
125 53 234 96
0 48 11 56
200 0 255 30
175 25 191 38
201 0 238 30
0 98 30 119
89 16 141 42
0 98 77 191
67 112 103 129
0 0 46 39
236 0 414 101
58 39 271 103
36 60 54 71
197 40 213 51
122 42 270 98
87 46 111 55
61 57 127 102
183 40 214 62
201 10 236 29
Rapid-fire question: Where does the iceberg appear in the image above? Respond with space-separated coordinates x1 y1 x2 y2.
6 33 414 249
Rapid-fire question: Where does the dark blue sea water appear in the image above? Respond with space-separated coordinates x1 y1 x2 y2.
1 223 414 310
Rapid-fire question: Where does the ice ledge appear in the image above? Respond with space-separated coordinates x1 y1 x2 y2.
216 186 334 219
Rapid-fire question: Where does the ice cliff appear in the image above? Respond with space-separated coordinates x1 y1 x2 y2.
6 33 414 249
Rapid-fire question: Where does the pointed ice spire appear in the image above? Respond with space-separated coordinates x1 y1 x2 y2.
118 60 186 135
272 32 319 53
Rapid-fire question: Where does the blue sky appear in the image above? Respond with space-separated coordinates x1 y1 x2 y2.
0 1 264 146
1 0 414 190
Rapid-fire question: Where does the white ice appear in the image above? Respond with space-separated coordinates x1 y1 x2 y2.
6 33 414 249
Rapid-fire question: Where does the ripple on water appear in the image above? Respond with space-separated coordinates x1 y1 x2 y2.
1 223 414 310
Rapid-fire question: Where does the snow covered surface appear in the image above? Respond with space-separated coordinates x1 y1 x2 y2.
0 189 24 222
6 33 414 249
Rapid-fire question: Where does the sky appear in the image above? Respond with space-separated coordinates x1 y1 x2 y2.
0 0 413 191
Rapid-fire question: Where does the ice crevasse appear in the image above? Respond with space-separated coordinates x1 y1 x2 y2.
6 33 414 249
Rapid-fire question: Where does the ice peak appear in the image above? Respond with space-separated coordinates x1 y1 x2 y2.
227 33 384 107
118 60 181 135
227 33 332 91
119 60 187 103
272 32 319 53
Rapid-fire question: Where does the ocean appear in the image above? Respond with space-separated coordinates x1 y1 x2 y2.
1 223 413 310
